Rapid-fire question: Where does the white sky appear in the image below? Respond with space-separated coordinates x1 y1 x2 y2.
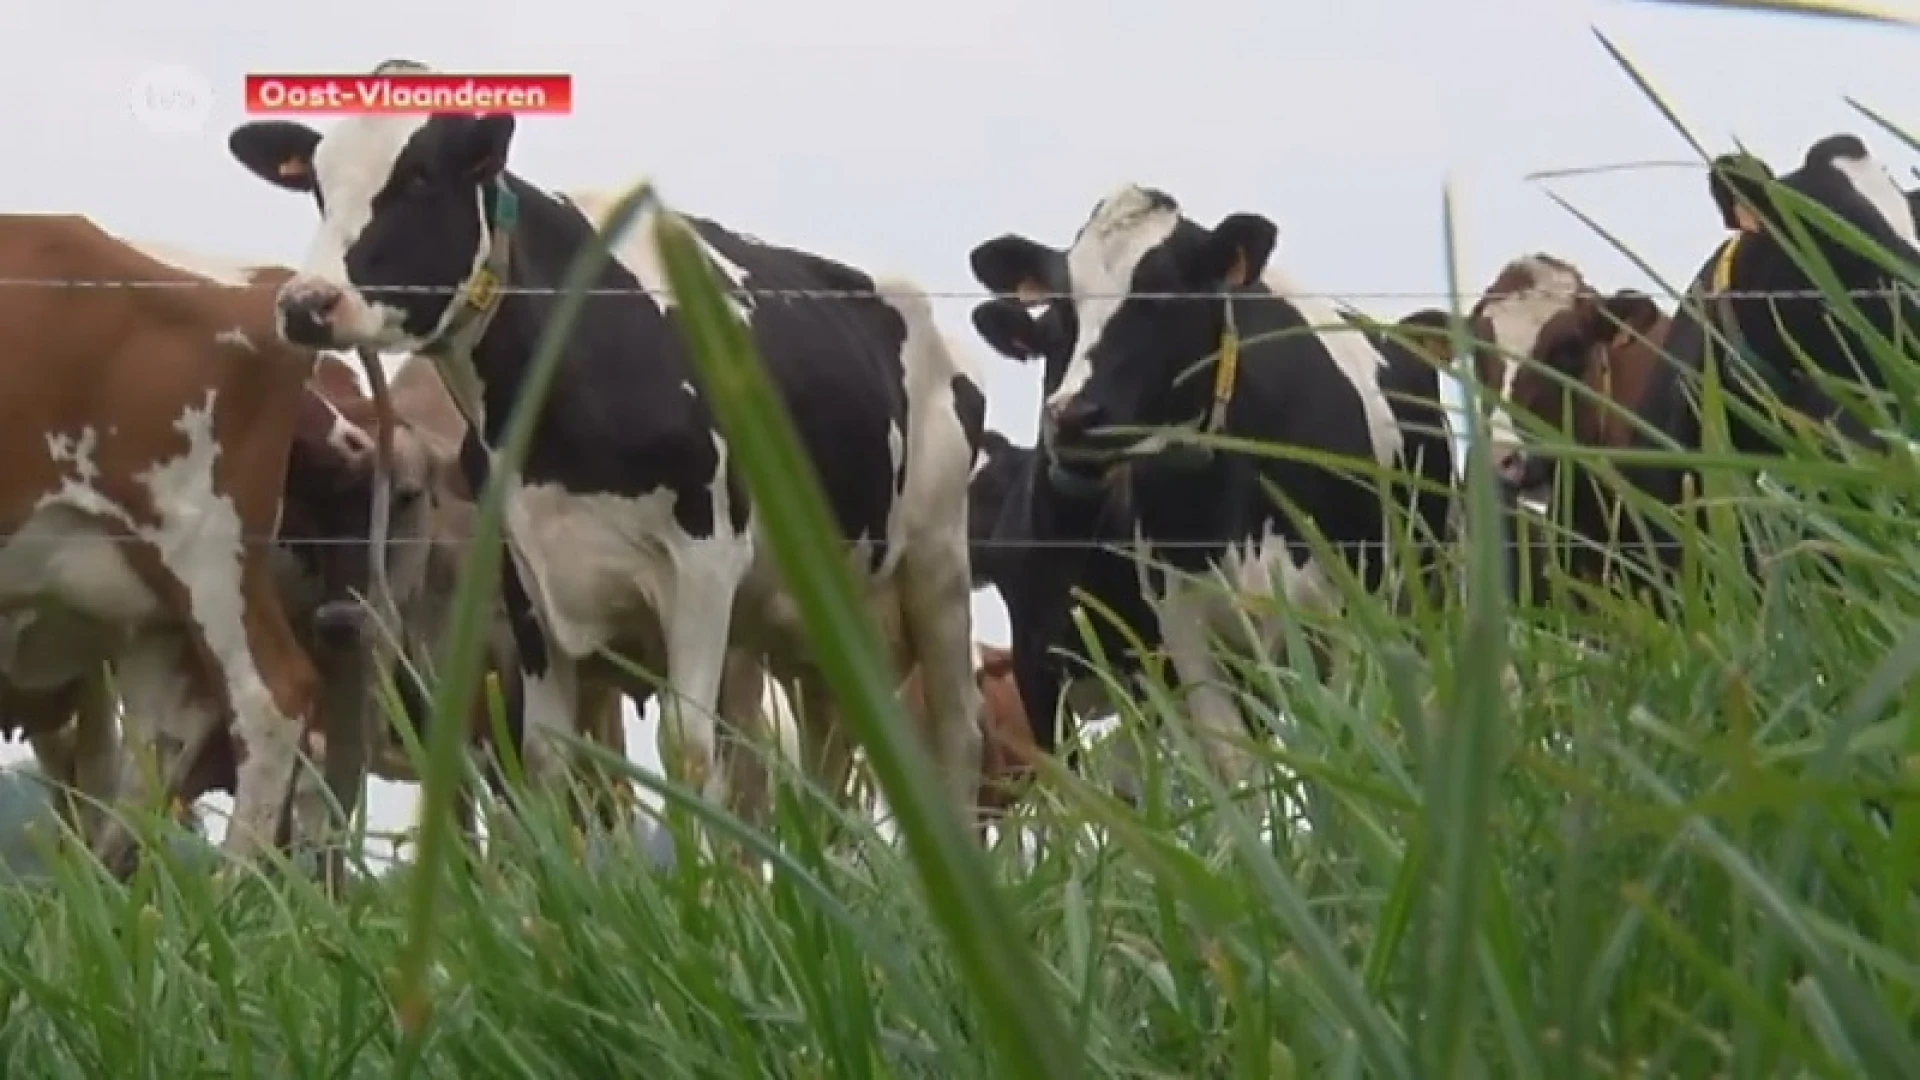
2 0 1918 852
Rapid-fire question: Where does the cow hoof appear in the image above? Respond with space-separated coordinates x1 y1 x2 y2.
311 601 365 649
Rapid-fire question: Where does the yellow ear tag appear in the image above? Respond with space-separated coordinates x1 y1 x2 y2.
1208 326 1241 429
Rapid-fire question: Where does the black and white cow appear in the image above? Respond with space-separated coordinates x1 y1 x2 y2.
964 423 1166 775
967 184 1452 792
224 62 988 832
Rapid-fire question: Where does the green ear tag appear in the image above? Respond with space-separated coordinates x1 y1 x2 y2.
492 183 520 230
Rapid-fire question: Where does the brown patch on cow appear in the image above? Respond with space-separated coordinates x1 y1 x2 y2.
972 643 1039 822
900 642 1042 840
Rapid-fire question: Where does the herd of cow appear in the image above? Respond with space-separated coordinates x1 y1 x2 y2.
1 58 1915 879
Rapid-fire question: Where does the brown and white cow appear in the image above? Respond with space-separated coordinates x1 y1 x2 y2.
0 216 378 869
1401 258 1681 602
1456 253 1596 489
10 347 443 858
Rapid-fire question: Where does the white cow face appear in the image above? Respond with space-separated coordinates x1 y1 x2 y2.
227 66 517 354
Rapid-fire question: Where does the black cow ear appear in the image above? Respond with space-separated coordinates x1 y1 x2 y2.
970 234 1066 303
971 300 1044 361
1193 213 1277 287
1708 152 1774 231
229 121 321 192
461 113 517 181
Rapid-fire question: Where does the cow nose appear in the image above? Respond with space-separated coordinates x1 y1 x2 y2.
278 281 344 347
1051 395 1103 444
310 599 366 650
1494 448 1529 489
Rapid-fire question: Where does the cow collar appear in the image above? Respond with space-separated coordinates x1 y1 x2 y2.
1157 299 1242 470
1205 300 1242 434
1705 230 1795 400
418 181 519 434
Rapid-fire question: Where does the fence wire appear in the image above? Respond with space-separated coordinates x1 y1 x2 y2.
0 277 1916 303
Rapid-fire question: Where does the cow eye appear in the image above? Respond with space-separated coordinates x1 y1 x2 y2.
401 167 434 197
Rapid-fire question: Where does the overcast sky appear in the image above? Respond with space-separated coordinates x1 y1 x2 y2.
3 0 1917 851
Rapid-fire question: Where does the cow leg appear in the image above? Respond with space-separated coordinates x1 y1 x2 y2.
518 649 583 823
1156 578 1258 805
716 650 774 832
492 536 593 835
63 667 122 846
792 672 857 833
898 538 984 823
574 679 629 831
26 715 83 842
217 553 326 862
98 628 222 875
657 538 752 826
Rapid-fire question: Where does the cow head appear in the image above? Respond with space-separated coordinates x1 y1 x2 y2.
283 376 441 649
227 60 518 353
1702 135 1920 416
1461 254 1593 486
1507 290 1669 492
973 186 1276 483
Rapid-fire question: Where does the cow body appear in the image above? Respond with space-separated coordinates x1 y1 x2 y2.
227 67 986 835
0 215 333 865
963 424 1163 769
968 185 1436 792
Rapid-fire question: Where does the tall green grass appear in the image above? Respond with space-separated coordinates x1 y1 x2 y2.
3 5 1920 1074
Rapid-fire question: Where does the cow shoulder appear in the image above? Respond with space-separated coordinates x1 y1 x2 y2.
1254 269 1403 467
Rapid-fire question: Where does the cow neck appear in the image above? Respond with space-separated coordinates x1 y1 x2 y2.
1043 296 1241 498
419 177 520 440
1155 294 1244 473
1703 230 1795 402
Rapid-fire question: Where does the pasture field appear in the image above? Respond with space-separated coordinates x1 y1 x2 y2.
4 9 1920 1077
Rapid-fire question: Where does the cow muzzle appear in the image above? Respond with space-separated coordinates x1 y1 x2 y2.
310 599 368 651
278 279 348 348
1495 446 1553 495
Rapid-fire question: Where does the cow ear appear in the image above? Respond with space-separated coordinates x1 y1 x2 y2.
1193 212 1277 288
1709 152 1774 231
228 121 321 193
971 300 1045 362
460 113 517 182
978 428 1014 461
1600 290 1663 337
970 234 1066 303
